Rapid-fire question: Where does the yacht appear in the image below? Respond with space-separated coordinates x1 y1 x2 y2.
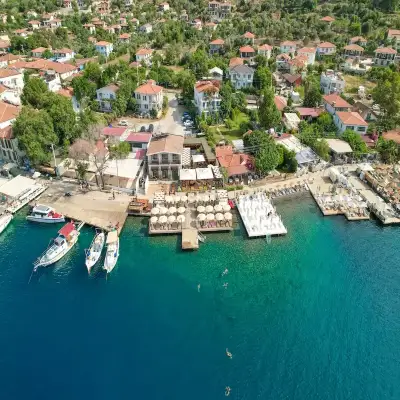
103 230 119 273
27 204 65 224
0 214 12 235
85 231 105 273
34 222 80 268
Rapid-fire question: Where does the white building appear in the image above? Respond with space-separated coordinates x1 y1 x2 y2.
258 44 272 59
374 47 397 66
96 83 119 112
323 93 352 115
135 48 153 65
134 80 163 117
283 113 301 131
0 69 24 93
83 23 96 34
95 41 113 58
53 48 75 62
320 70 345 95
297 47 316 65
194 80 221 115
31 47 49 58
387 29 400 52
208 67 223 81
280 41 297 55
227 64 254 89
334 111 368 134
28 20 41 30
140 23 153 34
158 2 170 12
317 42 336 56
0 101 23 163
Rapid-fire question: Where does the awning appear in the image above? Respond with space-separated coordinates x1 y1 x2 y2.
0 175 37 199
179 168 197 181
192 154 205 163
196 167 214 180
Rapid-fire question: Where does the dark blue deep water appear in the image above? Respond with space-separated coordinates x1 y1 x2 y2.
0 195 399 400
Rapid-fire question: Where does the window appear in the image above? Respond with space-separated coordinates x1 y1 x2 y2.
172 154 180 164
151 155 158 163
137 94 140 99
143 96 147 101
144 104 148 109
161 154 169 164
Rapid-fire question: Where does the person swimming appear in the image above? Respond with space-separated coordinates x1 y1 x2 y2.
226 348 232 359
223 282 228 289
222 268 228 276
197 284 201 292
225 386 231 396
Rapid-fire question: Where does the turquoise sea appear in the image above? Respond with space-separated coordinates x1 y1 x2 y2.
0 195 399 399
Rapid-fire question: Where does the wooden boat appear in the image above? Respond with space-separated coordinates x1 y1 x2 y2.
85 231 105 273
34 222 80 268
0 214 12 235
103 230 119 273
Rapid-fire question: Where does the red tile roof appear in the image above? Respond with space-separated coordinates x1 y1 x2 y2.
243 31 255 39
135 80 163 95
344 44 364 51
102 127 127 136
318 41 336 48
323 94 351 108
0 101 20 123
210 38 224 45
298 47 316 53
96 41 112 46
295 107 323 118
320 16 335 22
215 146 253 177
388 29 400 37
259 44 272 51
194 80 220 93
136 48 153 56
239 45 255 53
274 95 287 111
229 57 243 67
375 47 397 54
336 111 368 126
0 125 13 139
281 40 296 46
125 132 152 143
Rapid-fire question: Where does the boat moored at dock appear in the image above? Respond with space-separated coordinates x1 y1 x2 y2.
0 214 12 235
103 230 119 274
26 204 65 224
34 222 81 268
85 231 105 273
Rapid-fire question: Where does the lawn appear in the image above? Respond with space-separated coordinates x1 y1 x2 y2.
343 74 376 94
209 111 250 144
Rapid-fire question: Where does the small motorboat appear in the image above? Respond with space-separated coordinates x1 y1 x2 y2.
85 231 105 273
103 230 119 274
26 204 65 224
225 387 231 397
226 348 232 359
34 222 80 268
0 214 12 235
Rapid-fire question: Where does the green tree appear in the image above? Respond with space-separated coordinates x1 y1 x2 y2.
377 138 399 164
255 140 280 173
83 62 102 86
313 139 330 161
72 76 97 102
176 70 196 100
13 107 58 165
21 77 49 109
220 82 233 117
42 49 53 59
342 129 368 153
303 76 322 107
258 87 281 130
372 72 400 130
254 66 272 91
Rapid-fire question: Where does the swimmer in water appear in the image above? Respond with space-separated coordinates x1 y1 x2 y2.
197 284 201 292
225 386 231 396
223 282 228 289
222 268 228 276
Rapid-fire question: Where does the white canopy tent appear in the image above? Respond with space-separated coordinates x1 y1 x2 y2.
179 169 197 181
196 167 214 181
0 175 38 200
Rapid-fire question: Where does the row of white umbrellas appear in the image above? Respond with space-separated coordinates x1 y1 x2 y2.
165 195 188 204
151 206 186 215
150 215 186 224
197 212 232 221
197 204 231 213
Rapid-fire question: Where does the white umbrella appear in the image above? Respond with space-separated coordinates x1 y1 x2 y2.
168 215 176 223
177 215 185 223
150 216 158 223
180 195 188 203
177 207 186 214
188 196 196 203
202 195 209 203
173 195 181 203
216 212 224 221
165 195 174 203
159 215 167 223
205 205 214 213
159 206 168 215
197 205 205 213
224 212 232 220
151 207 160 215
214 204 222 212
209 194 216 201
206 213 215 221
197 213 206 221
223 203 231 212
168 206 177 215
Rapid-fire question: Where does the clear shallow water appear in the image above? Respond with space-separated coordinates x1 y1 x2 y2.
0 195 399 399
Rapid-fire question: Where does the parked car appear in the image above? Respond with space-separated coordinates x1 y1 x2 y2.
118 120 128 127
148 124 154 133
140 126 147 132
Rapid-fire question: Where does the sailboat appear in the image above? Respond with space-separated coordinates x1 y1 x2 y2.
103 230 119 274
85 230 105 273
0 214 12 235
34 222 80 268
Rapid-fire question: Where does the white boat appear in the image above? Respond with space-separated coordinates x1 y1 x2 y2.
85 231 105 273
26 204 65 224
0 214 12 235
34 222 80 268
103 230 119 274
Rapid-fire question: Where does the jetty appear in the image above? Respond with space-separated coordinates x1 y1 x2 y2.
148 190 234 250
35 186 129 234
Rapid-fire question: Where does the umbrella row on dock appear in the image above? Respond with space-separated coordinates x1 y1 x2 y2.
151 206 186 216
196 203 231 213
150 215 186 225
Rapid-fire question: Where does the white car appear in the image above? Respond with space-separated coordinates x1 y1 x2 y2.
118 120 129 127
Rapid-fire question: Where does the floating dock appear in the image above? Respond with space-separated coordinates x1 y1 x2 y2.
182 229 199 250
236 193 287 238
